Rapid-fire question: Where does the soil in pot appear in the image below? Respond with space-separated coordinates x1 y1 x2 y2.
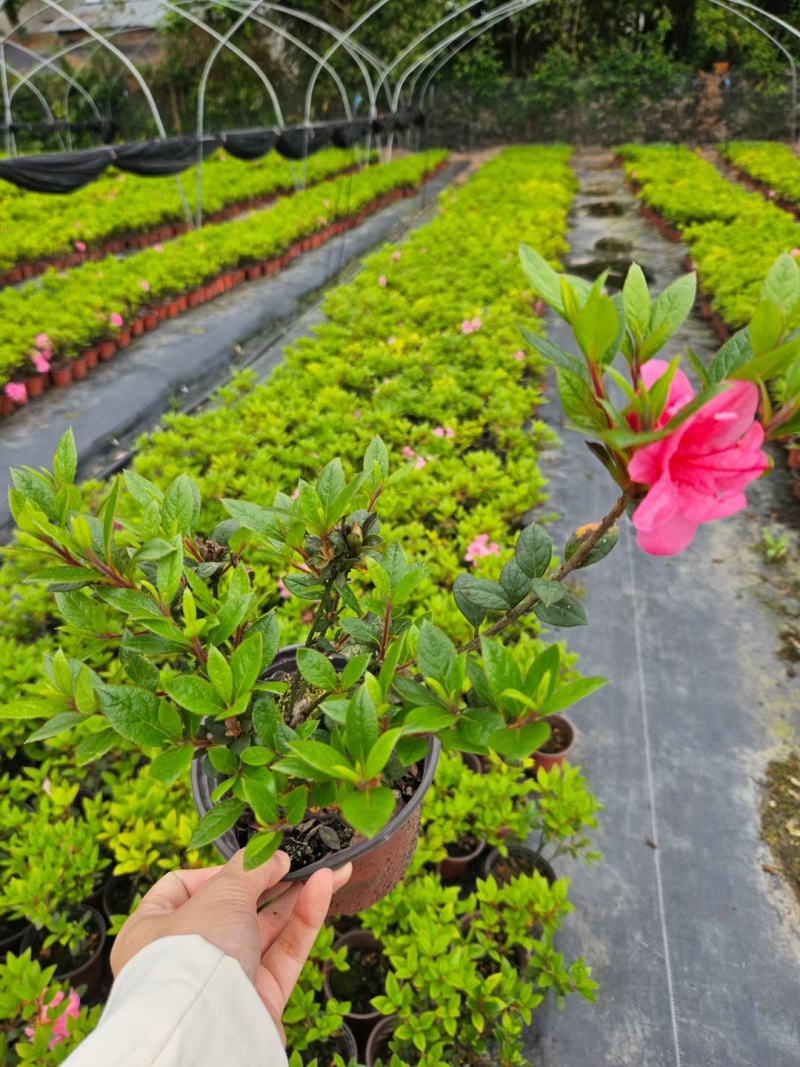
22 906 106 988
532 713 575 773
366 1017 422 1067
327 947 388 1017
0 915 31 954
102 875 146 921
438 825 485 882
481 845 555 887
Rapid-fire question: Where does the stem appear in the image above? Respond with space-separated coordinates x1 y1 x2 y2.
455 493 629 657
87 550 136 588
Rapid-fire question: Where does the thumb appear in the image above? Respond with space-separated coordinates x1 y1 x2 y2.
210 848 292 905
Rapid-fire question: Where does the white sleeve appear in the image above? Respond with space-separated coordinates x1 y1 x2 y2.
64 934 288 1067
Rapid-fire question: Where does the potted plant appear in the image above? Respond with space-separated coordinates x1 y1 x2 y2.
9 431 608 915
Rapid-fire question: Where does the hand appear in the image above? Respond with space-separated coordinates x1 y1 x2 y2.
110 850 352 1042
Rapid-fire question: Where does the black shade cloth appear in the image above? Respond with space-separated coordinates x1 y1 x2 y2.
113 135 220 176
1 119 118 142
221 127 279 161
275 125 333 160
331 118 372 148
0 146 113 194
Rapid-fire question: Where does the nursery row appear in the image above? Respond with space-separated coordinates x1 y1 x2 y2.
619 144 800 328
0 151 448 400
0 147 372 279
0 145 587 1063
719 141 800 212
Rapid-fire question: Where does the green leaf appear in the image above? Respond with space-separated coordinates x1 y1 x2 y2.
556 369 604 431
340 654 371 691
208 746 239 775
515 522 552 579
564 524 620 568
573 292 620 363
166 676 224 717
99 588 164 617
346 686 378 766
247 613 279 672
317 458 346 527
97 685 178 746
75 727 117 765
622 263 650 345
156 536 183 604
533 596 588 628
212 594 256 644
207 645 234 705
520 327 589 382
189 797 246 849
284 785 308 824
644 273 696 356
416 621 455 690
243 831 281 870
162 474 198 537
481 638 522 700
0 697 65 720
220 499 287 539
150 745 194 784
519 244 564 315
524 644 561 701
365 727 404 778
530 578 567 606
452 573 487 629
53 428 77 486
490 721 551 758
252 697 281 746
542 676 607 714
364 435 389 481
296 647 339 691
340 617 380 647
124 468 163 507
760 252 800 314
340 786 395 837
450 574 510 612
285 739 353 780
230 632 263 701
749 299 784 358
27 711 86 743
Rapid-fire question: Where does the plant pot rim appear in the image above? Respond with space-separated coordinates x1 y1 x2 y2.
21 905 107 982
480 843 556 886
536 713 575 756
191 644 440 882
323 930 385 1019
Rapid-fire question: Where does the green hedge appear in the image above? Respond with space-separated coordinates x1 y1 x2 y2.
720 141 800 206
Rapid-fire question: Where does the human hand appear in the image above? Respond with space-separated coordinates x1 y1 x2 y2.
110 851 352 1041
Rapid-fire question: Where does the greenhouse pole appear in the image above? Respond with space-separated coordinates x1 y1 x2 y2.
0 41 11 155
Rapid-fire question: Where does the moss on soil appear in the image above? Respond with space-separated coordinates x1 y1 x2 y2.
761 751 800 906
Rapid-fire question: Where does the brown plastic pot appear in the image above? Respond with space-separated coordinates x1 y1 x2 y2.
246 265 262 280
480 844 556 887
438 834 486 882
71 356 89 380
98 341 116 362
51 364 73 387
532 714 575 774
84 347 99 369
131 319 145 337
116 329 131 349
24 373 47 398
143 313 158 331
22 906 107 990
191 645 440 914
366 1015 399 1067
323 931 386 1039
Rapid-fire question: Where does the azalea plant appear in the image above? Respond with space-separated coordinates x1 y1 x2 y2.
7 242 798 874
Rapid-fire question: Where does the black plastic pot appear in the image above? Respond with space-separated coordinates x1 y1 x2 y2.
324 931 386 1040
191 645 440 913
0 916 32 956
22 906 107 990
101 875 146 922
365 1015 400 1067
480 844 556 887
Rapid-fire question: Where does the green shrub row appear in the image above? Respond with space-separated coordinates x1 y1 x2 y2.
0 151 447 387
0 147 372 272
620 144 800 326
720 141 800 206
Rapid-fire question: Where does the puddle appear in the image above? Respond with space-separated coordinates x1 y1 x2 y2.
582 186 616 197
567 256 654 291
584 200 627 217
595 236 634 253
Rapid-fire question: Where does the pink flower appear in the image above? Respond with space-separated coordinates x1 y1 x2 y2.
32 352 51 374
791 248 800 257
5 382 27 403
414 455 427 470
461 320 474 335
290 488 300 500
391 250 402 261
464 533 500 564
140 279 150 293
378 275 387 288
75 241 86 252
34 332 50 349
631 170 638 180
471 316 482 330
402 445 415 458
277 578 290 600
387 337 396 345
109 313 123 328
433 425 454 439
24 989 80 1050
768 189 776 199
153 243 164 253
433 426 445 437
637 358 695 428
628 375 769 556
513 350 525 361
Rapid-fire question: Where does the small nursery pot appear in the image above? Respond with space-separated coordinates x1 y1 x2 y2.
51 364 73 387
365 1015 399 1067
0 916 33 955
23 374 47 398
22 906 107 990
70 356 89 381
84 347 99 370
532 714 575 773
324 931 386 1038
480 844 556 887
98 341 116 361
116 329 131 349
437 834 486 882
191 645 440 914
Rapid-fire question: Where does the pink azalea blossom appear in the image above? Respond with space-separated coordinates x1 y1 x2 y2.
34 332 50 349
387 337 396 345
75 241 86 252
24 989 80 1050
378 275 387 288
402 445 415 458
461 320 474 335
628 367 768 556
153 243 164 253
109 313 123 328
791 248 800 257
290 488 300 500
32 352 51 374
767 189 776 199
414 455 427 470
631 170 638 180
140 279 150 293
464 533 501 564
470 316 482 330
513 350 525 361
433 425 455 438
391 250 402 261
5 382 27 403
277 578 290 600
